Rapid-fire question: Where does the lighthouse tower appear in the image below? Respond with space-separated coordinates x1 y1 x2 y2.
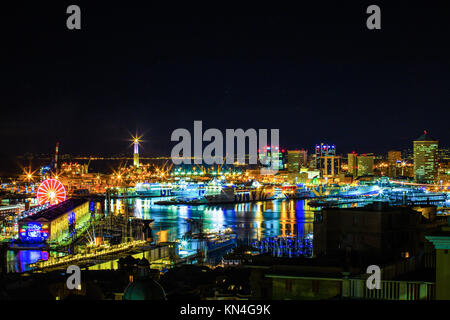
133 138 140 168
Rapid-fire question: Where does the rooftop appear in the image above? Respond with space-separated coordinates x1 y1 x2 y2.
415 131 438 142
22 198 88 222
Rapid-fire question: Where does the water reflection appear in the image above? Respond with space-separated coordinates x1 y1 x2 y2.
6 198 318 272
7 250 53 273
126 198 317 245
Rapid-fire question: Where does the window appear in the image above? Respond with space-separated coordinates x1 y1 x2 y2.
285 280 293 292
312 280 320 293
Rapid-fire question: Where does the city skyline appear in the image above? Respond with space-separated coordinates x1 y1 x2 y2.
1 2 450 305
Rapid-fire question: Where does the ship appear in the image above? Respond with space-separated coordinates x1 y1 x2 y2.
135 183 173 197
283 185 316 200
170 180 222 199
387 188 448 204
179 222 237 256
204 231 237 253
336 185 381 198
204 185 274 204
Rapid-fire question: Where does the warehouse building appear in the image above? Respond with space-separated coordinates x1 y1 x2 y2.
18 198 90 243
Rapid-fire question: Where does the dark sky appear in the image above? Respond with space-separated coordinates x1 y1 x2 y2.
1 1 449 158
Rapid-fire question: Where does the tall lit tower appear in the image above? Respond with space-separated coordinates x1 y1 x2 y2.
133 138 140 168
131 134 143 168
54 142 60 171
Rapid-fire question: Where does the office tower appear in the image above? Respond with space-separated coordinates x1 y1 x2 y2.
259 146 286 170
287 150 308 173
387 150 402 177
313 143 339 177
347 153 358 177
357 154 374 176
314 143 336 168
414 131 438 184
321 156 341 177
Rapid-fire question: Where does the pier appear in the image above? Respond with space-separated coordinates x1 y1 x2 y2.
29 240 174 272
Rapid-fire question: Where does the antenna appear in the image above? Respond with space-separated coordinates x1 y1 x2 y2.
54 142 60 171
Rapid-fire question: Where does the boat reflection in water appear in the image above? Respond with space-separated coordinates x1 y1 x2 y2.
130 198 317 263
132 198 315 238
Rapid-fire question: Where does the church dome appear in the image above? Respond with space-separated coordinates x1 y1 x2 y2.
123 278 166 300
123 258 166 300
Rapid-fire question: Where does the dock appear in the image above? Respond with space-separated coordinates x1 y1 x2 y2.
29 240 172 272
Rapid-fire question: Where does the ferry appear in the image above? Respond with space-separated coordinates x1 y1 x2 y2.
135 183 173 197
283 185 316 200
171 180 223 199
204 185 274 204
387 188 448 204
179 228 237 255
205 232 237 253
336 185 381 198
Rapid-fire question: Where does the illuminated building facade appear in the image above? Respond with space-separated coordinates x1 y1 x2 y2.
357 154 374 176
313 143 339 177
18 198 90 243
258 146 286 170
438 147 450 163
388 150 402 177
414 132 438 184
320 156 341 178
347 153 358 177
287 150 308 173
314 143 336 168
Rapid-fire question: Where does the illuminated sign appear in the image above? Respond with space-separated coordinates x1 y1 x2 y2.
19 222 49 242
68 211 76 236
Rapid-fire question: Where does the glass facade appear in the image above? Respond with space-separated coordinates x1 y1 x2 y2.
414 140 438 183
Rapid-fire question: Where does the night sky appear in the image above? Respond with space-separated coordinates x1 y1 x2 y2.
1 1 449 158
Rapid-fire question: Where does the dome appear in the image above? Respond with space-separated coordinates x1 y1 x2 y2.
123 258 166 300
123 279 166 300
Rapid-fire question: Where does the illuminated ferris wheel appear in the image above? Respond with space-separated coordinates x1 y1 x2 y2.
36 179 67 205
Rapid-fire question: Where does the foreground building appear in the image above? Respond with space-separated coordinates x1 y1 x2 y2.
426 220 450 299
245 203 446 300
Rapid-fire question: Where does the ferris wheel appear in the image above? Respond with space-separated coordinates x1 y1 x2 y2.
36 179 67 205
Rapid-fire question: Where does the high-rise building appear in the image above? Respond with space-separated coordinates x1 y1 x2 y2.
357 154 374 176
414 131 438 184
320 156 341 178
347 153 358 177
314 143 341 177
387 150 402 177
314 143 335 167
258 146 286 170
287 150 308 173
313 143 339 178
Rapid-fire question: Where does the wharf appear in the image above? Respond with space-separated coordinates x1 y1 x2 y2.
29 240 170 272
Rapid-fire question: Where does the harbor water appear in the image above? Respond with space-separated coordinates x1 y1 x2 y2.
6 198 318 272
